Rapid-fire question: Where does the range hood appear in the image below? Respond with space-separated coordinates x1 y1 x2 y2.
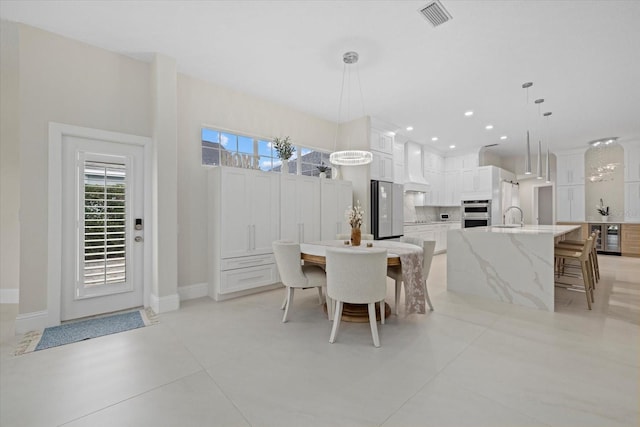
404 141 430 192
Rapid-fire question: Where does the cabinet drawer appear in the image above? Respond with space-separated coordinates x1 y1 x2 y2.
222 254 275 271
621 225 640 255
220 264 278 294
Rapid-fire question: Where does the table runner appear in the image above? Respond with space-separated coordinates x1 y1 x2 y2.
308 240 426 314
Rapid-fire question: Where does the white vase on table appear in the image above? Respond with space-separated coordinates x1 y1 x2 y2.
601 215 608 222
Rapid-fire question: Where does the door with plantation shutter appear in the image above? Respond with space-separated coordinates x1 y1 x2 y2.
61 136 144 321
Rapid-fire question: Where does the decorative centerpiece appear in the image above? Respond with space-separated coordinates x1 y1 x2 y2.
317 162 331 179
345 200 365 246
273 136 295 174
596 198 609 222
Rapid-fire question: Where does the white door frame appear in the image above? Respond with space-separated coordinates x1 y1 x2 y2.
532 182 555 225
48 122 152 327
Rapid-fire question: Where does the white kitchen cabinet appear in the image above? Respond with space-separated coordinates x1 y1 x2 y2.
370 128 393 154
556 151 586 186
393 142 405 184
218 167 280 258
621 142 640 182
461 166 492 200
444 169 462 206
556 185 585 222
370 150 394 182
625 182 640 221
320 179 353 240
280 174 321 243
208 167 281 299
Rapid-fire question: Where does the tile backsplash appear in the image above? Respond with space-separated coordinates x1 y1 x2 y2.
403 193 461 223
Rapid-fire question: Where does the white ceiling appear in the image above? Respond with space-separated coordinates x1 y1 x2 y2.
2 0 639 156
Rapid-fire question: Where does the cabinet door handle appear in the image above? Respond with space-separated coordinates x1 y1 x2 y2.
252 225 256 250
247 225 251 251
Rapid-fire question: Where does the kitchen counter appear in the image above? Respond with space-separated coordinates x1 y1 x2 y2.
447 224 582 312
466 224 580 237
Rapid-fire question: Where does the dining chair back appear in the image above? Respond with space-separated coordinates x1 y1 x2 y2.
387 237 436 313
326 247 387 347
272 240 326 322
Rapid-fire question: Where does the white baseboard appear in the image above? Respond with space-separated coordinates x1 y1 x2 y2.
15 310 50 334
177 282 209 301
150 292 180 314
0 288 19 304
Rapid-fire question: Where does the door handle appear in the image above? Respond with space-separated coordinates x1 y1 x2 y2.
252 225 256 250
134 236 143 242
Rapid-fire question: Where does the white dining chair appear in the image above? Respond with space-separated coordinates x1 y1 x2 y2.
387 237 436 314
272 240 326 323
336 233 374 240
326 247 387 347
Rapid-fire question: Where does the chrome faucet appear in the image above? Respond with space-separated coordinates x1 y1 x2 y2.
503 206 524 227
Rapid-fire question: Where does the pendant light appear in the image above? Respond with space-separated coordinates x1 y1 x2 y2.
535 98 545 179
329 51 373 166
522 82 533 175
543 112 552 183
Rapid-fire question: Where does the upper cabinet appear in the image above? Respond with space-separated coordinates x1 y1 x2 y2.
370 127 396 182
556 150 586 186
370 128 394 154
280 174 320 243
621 142 640 182
393 142 405 184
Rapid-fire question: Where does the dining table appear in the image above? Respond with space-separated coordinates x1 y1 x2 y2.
299 240 426 322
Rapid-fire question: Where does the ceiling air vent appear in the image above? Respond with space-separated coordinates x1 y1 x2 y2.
418 0 453 27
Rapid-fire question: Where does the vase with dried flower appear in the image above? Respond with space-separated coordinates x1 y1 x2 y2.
596 198 609 222
345 200 365 246
273 136 295 174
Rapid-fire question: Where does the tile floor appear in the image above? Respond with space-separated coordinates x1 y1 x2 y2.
1 254 638 427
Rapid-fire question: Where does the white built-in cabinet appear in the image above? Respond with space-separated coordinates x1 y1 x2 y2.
556 151 585 186
208 167 280 299
621 142 640 221
393 142 405 184
461 166 492 200
280 174 321 243
555 149 586 222
370 128 395 182
625 182 640 221
320 179 353 240
556 185 585 222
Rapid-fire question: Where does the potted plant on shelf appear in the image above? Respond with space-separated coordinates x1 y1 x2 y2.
345 200 365 246
596 198 609 222
273 136 295 174
317 162 331 178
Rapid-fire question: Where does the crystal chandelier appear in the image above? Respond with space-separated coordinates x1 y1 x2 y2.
587 137 620 182
329 51 373 166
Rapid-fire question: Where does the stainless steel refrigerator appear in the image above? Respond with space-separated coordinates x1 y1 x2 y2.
371 180 404 240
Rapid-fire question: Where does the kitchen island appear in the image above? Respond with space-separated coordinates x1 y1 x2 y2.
447 225 582 311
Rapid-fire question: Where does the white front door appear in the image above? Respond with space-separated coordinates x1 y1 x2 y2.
61 136 144 321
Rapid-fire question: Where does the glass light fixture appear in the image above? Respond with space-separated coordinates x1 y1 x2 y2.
329 51 373 167
543 112 552 183
586 137 620 182
535 98 544 179
522 82 533 175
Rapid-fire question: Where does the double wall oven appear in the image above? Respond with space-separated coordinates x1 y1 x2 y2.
462 200 491 228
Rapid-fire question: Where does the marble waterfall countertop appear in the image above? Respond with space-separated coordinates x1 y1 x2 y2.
465 224 581 237
447 224 582 312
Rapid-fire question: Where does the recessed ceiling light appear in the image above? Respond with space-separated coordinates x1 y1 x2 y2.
485 124 493 130
500 136 507 140
449 145 456 149
464 111 474 117
431 137 438 141
406 126 413 131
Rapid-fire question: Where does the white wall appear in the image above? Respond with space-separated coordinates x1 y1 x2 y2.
3 22 151 314
0 21 20 303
